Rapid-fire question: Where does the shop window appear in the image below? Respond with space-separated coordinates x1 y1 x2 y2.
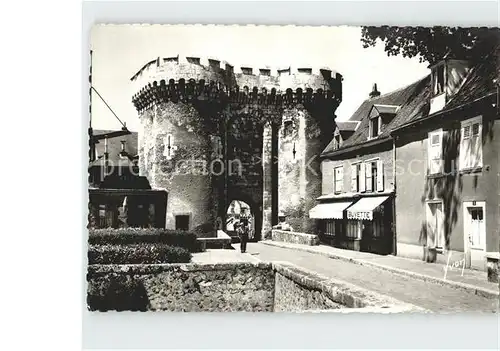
346 220 362 239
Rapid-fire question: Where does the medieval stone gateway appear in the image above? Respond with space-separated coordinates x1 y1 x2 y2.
130 56 343 239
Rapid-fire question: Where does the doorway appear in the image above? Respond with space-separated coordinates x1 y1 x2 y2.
463 201 486 269
426 201 445 250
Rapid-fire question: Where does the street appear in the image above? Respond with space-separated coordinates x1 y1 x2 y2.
244 242 499 313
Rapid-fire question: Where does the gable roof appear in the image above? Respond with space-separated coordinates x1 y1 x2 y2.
322 75 431 157
336 121 360 132
90 129 139 166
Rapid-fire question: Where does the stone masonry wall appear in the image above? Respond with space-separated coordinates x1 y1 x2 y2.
88 262 274 312
139 102 215 234
87 261 423 312
272 262 424 313
272 229 319 246
274 272 343 312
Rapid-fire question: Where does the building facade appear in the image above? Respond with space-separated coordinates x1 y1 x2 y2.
130 56 343 238
88 130 168 230
392 44 500 282
313 78 430 254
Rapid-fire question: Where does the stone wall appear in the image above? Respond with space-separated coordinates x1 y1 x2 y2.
272 229 319 246
273 262 425 313
88 262 274 312
87 262 423 313
274 272 343 311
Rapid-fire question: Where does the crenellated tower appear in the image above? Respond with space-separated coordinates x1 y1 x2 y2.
131 55 342 237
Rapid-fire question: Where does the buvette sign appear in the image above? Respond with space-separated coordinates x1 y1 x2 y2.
347 211 373 221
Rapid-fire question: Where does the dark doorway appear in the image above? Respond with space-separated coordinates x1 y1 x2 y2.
175 215 190 231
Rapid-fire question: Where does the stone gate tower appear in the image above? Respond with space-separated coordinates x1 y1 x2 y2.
131 55 342 238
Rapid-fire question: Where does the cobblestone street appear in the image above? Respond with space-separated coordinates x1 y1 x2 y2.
244 243 499 313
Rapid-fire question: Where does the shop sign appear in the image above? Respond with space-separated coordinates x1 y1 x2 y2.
347 211 373 221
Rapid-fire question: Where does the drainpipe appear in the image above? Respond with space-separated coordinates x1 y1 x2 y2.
392 136 397 256
104 137 109 180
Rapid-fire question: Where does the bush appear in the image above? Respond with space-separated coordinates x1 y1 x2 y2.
88 243 192 264
87 274 150 311
88 228 200 252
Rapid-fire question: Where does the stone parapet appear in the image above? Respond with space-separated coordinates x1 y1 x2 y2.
271 229 320 246
130 55 342 112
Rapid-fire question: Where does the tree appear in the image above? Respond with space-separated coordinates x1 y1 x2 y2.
361 26 499 65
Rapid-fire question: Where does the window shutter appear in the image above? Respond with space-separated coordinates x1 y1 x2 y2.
472 123 482 168
351 164 357 192
359 163 366 192
366 162 373 192
339 167 344 192
376 160 384 192
461 124 473 169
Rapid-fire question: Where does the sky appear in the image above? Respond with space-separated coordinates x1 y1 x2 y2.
90 24 430 132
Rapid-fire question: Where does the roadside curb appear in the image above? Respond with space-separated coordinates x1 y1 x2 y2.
261 240 499 299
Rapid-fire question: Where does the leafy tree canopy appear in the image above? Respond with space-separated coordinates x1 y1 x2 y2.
361 26 499 65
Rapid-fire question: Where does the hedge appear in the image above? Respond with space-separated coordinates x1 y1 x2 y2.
88 228 200 252
87 274 149 311
88 243 192 264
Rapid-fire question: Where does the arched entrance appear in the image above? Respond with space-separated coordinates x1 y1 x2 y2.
225 191 262 241
222 108 265 240
225 200 255 236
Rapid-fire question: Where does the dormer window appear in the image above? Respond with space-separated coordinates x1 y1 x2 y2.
369 115 381 138
333 134 341 150
429 59 470 114
432 63 445 97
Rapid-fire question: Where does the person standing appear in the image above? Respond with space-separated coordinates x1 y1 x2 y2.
238 216 249 253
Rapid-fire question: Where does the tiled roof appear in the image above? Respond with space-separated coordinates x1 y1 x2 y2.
322 75 431 156
393 39 500 132
445 43 499 109
90 129 138 166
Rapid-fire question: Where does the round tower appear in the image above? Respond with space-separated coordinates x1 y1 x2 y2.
131 56 342 238
131 56 229 234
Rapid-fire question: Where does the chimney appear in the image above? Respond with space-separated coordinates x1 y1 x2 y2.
369 83 381 99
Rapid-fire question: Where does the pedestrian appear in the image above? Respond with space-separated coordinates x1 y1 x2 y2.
236 220 248 253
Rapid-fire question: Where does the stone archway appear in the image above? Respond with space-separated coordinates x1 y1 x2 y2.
222 108 266 240
225 191 262 241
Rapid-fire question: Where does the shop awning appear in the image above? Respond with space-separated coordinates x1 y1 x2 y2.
347 196 390 221
309 202 353 219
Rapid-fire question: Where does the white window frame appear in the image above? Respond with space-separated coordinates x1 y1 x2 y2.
334 166 344 194
459 115 483 171
428 129 444 175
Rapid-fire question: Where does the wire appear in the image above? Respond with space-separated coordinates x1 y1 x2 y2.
91 86 128 129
